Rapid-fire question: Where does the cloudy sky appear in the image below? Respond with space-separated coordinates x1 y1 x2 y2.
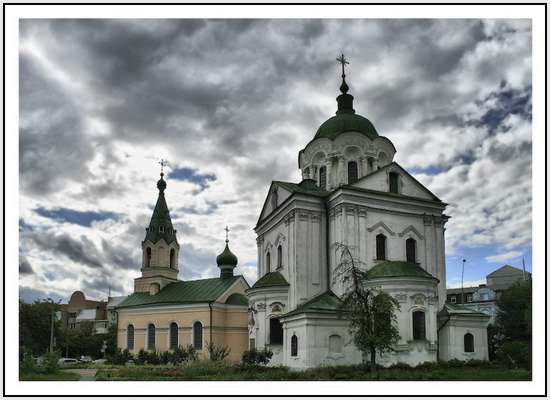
18 19 532 303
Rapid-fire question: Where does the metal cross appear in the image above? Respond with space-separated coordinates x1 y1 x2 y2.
159 159 168 174
225 226 230 243
336 53 349 77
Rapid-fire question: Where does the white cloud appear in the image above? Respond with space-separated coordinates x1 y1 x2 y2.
485 251 523 263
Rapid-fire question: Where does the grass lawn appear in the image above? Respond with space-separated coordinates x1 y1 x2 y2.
20 371 81 381
95 361 531 381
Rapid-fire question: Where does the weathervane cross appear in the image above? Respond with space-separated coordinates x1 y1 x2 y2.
336 53 349 77
159 159 168 174
225 226 230 243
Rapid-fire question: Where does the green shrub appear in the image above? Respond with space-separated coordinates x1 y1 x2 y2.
207 342 231 361
241 348 273 366
146 351 161 365
496 340 531 370
42 351 60 373
136 349 148 365
107 348 134 365
170 345 198 364
20 352 38 373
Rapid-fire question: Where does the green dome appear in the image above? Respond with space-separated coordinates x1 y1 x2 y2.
314 93 378 140
315 112 379 140
216 243 238 267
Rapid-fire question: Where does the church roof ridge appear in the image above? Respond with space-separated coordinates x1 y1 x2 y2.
249 271 289 289
366 260 439 282
281 290 342 318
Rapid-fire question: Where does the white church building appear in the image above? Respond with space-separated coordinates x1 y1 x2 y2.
247 57 489 369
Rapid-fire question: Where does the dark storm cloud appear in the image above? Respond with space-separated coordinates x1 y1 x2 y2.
101 239 137 270
19 257 34 275
35 207 121 227
25 232 104 269
82 276 124 298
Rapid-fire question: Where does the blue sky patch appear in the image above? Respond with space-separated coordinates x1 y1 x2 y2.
168 167 216 190
35 207 120 227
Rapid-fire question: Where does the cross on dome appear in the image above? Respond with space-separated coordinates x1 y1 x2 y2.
225 225 230 243
158 158 168 176
336 53 350 94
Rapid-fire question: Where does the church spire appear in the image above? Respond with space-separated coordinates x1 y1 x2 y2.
144 161 177 245
335 53 355 115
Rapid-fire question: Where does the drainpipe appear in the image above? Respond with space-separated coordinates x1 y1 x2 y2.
325 198 330 291
208 302 213 346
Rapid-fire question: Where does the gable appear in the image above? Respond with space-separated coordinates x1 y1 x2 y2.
257 183 294 224
216 276 250 303
487 265 524 277
351 162 441 202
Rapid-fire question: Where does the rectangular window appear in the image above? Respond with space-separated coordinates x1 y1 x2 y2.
269 318 283 345
450 296 456 303
319 166 327 190
467 294 473 303
389 172 399 193
249 338 255 350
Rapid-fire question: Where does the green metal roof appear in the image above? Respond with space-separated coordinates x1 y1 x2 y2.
250 271 289 289
116 276 242 309
440 303 490 318
366 261 439 282
282 290 342 318
225 293 249 306
273 180 328 198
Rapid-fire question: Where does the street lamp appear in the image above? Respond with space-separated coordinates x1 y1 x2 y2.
461 259 466 304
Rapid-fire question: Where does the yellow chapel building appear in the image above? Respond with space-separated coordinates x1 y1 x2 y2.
115 171 250 362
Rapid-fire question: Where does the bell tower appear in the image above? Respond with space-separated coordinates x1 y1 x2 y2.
134 161 180 294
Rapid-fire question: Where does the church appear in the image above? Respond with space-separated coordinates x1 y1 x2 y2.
115 171 250 362
247 56 490 368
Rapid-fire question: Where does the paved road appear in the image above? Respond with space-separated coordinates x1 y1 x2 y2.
65 368 97 381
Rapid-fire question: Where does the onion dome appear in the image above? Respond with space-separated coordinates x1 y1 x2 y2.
314 54 379 141
217 227 238 278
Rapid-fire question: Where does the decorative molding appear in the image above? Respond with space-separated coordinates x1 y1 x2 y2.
398 225 425 240
256 303 266 311
423 214 433 226
274 232 286 247
394 293 408 303
367 221 396 236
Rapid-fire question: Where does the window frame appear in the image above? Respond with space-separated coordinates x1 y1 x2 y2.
290 334 298 357
193 321 203 350
266 252 271 273
169 322 178 350
464 333 475 353
406 237 417 263
269 318 283 345
412 310 426 341
147 323 156 350
277 245 283 269
347 161 358 184
319 165 327 190
376 234 387 260
389 172 399 194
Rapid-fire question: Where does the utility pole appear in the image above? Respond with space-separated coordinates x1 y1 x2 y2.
461 259 466 304
522 257 527 281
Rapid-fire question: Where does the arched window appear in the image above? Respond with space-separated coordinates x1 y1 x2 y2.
389 172 399 193
193 321 203 349
127 324 134 350
464 333 474 353
348 161 358 184
145 247 152 268
329 334 343 353
319 166 327 190
147 323 156 350
266 252 271 273
170 322 178 350
406 238 416 263
291 334 298 357
269 318 283 345
412 311 426 340
376 234 386 260
277 245 282 269
159 226 165 233
170 249 175 269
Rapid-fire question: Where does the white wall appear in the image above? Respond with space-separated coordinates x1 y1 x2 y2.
438 317 489 361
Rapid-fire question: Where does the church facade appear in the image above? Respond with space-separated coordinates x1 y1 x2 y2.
115 172 250 363
247 59 489 368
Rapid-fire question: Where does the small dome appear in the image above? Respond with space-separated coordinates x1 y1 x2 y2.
157 173 167 192
216 243 238 267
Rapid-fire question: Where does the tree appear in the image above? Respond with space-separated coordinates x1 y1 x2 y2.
493 280 532 369
333 243 400 370
19 298 61 356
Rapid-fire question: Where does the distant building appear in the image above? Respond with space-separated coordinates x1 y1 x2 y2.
58 291 108 334
446 264 531 323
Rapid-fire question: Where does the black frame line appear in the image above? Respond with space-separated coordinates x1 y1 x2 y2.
3 2 547 397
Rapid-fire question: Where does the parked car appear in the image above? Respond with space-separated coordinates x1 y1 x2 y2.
58 357 79 367
80 356 93 363
93 358 107 365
